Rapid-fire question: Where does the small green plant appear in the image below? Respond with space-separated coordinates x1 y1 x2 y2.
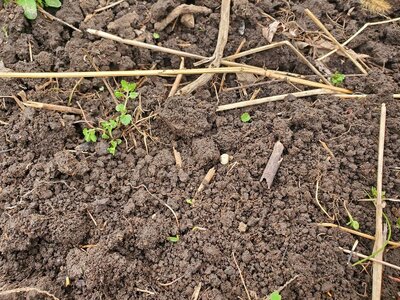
14 0 62 20
240 112 251 123
366 186 386 200
269 291 281 300
330 72 345 86
185 199 193 205
82 80 139 155
344 201 359 230
167 235 180 243
152 32 160 39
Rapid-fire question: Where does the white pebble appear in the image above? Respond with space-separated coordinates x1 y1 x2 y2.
220 153 229 165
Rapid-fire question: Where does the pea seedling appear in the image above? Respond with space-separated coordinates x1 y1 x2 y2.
240 112 251 123
344 201 359 230
367 186 386 200
152 32 160 39
330 72 345 86
269 291 281 300
82 80 139 155
10 0 62 20
167 235 180 243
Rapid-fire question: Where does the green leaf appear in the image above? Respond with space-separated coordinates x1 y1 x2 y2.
120 114 132 126
167 235 180 243
83 128 97 143
185 199 193 205
269 291 281 300
44 0 61 7
129 91 139 100
121 80 136 92
240 112 251 123
101 133 109 139
116 103 126 113
330 72 345 86
16 0 38 20
107 140 120 155
352 220 360 230
114 90 124 99
153 32 160 39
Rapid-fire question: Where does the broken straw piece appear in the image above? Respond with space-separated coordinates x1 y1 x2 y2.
260 141 284 188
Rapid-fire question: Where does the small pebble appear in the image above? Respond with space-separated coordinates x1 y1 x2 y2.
238 222 247 233
220 153 229 165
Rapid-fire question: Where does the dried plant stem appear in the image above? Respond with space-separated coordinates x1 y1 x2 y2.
305 9 367 74
38 6 81 33
155 4 212 31
340 247 400 271
0 67 352 94
318 17 400 61
23 101 82 114
168 57 185 97
315 179 335 221
0 287 59 300
94 0 125 13
177 0 231 95
319 223 400 247
232 252 252 300
372 103 386 300
217 88 332 111
225 40 331 85
393 94 400 99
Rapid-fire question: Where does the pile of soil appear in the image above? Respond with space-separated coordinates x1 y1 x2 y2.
1 0 400 299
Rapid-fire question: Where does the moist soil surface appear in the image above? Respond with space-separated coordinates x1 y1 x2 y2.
1 0 400 299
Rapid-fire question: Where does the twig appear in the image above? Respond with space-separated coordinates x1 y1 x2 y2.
315 179 335 221
168 58 185 97
372 103 386 300
319 140 335 158
158 275 184 287
191 282 202 300
0 287 59 300
173 147 183 168
0 67 352 94
260 141 284 189
38 6 81 33
0 119 8 125
305 9 367 74
135 288 155 295
177 0 231 95
277 275 299 293
393 94 400 99
154 4 212 31
23 101 82 114
94 0 125 13
319 223 400 247
225 40 331 85
196 167 216 195
68 77 84 105
340 247 400 271
217 89 332 112
319 17 400 61
232 252 252 300
87 210 98 227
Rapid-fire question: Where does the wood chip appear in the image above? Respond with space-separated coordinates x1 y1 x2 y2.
260 141 284 189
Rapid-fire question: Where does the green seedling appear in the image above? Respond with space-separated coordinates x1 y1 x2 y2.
185 199 193 205
152 32 160 39
167 235 180 243
367 186 386 200
344 201 359 230
13 0 62 20
240 112 251 123
330 72 345 86
82 80 139 155
269 291 281 300
83 128 97 143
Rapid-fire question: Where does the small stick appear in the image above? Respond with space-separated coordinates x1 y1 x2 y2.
38 6 81 33
22 101 82 115
305 9 367 75
191 282 202 300
168 57 185 97
154 5 212 31
340 247 400 271
232 252 252 300
260 141 284 189
217 89 333 111
135 288 155 295
68 77 84 105
319 140 335 158
196 167 216 195
87 210 98 227
177 0 231 95
158 275 184 287
173 147 183 168
319 223 400 247
315 179 335 220
0 67 352 94
393 94 400 99
94 0 125 13
372 103 386 300
225 40 331 85
319 17 400 61
0 119 8 125
0 287 60 300
277 275 299 294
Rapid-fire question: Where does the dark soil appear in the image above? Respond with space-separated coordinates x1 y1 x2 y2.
1 0 400 299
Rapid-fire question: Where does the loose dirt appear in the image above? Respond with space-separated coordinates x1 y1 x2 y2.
1 0 400 299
